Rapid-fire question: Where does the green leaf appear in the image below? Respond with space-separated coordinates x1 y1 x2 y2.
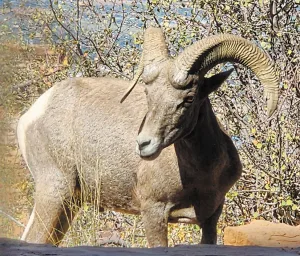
286 199 293 206
193 225 200 231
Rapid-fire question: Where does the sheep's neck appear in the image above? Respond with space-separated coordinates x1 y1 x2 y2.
174 99 226 175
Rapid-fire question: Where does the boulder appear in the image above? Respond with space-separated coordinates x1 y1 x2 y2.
224 220 300 247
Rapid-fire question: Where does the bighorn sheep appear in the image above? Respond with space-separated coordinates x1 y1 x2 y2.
18 27 278 247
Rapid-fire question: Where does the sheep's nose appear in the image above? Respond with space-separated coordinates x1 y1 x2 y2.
136 138 151 151
136 134 161 157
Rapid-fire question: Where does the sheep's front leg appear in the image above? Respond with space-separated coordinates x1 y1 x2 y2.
141 201 169 247
198 201 224 244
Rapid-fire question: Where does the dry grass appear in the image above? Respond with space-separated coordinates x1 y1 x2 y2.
49 147 205 247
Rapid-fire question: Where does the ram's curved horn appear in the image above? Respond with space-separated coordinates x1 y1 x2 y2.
170 34 279 116
121 27 169 103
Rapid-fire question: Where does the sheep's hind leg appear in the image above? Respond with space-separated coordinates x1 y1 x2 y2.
22 194 78 245
198 200 224 244
141 201 170 247
21 161 79 245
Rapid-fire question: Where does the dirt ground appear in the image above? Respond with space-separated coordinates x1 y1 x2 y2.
0 42 49 240
0 107 32 239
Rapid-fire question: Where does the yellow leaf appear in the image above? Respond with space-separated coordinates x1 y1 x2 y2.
83 202 89 212
62 56 68 66
133 36 142 45
286 133 292 140
21 182 27 190
256 142 263 149
261 41 271 50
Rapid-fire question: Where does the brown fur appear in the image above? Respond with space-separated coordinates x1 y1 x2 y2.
18 69 241 247
18 28 278 248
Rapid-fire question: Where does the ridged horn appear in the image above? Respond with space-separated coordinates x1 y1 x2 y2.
142 27 169 67
170 34 279 116
120 27 169 103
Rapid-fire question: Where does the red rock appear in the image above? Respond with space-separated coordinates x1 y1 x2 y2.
224 220 300 247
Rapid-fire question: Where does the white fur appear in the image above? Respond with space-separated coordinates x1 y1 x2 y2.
21 204 36 241
17 87 54 174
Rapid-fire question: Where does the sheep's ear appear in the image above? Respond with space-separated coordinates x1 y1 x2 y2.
201 69 234 96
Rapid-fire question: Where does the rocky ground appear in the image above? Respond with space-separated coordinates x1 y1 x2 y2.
1 238 299 256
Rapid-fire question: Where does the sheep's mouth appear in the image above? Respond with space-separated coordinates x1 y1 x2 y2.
135 127 183 160
136 145 162 160
139 149 162 161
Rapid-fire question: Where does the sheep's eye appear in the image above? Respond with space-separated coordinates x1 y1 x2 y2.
176 93 195 110
184 95 194 103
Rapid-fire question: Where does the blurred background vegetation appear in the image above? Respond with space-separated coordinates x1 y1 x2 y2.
0 0 299 247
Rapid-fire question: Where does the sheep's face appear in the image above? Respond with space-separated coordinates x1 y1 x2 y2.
136 62 202 159
136 62 232 159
